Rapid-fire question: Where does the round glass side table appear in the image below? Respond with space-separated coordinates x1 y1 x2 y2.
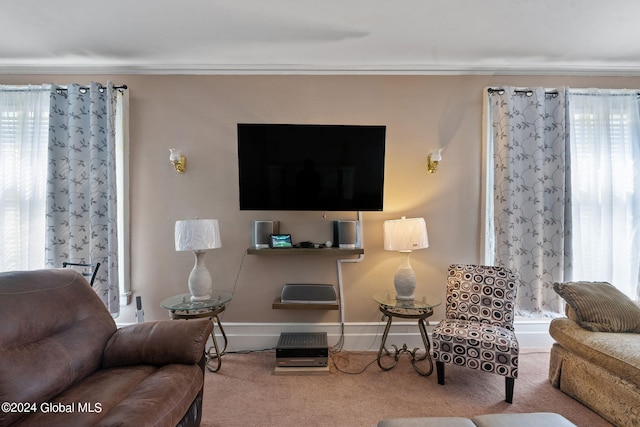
160 291 232 372
373 291 442 376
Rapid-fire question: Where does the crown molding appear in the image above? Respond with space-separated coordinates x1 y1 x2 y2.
1 63 640 76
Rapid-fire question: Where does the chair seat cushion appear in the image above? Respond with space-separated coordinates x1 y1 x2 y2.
432 319 519 378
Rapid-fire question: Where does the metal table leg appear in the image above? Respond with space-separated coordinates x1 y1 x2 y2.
376 306 435 376
205 314 228 373
377 314 400 371
411 317 434 376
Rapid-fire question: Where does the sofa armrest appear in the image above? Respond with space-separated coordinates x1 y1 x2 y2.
101 319 213 368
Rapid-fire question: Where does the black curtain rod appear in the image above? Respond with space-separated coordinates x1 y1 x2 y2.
570 90 640 99
55 84 127 93
0 86 48 93
488 87 640 98
487 87 558 96
1 84 127 93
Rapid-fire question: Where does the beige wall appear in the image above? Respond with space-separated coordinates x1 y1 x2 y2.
3 73 640 326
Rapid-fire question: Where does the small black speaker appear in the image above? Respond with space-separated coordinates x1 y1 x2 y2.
252 220 280 248
333 220 358 249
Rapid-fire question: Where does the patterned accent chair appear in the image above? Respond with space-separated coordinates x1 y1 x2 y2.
432 264 519 403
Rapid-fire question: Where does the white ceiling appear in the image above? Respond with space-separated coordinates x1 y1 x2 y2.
2 0 640 75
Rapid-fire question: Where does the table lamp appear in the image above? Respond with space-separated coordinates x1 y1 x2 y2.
383 217 429 300
175 219 222 301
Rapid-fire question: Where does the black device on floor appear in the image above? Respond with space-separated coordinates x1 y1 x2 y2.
276 332 328 367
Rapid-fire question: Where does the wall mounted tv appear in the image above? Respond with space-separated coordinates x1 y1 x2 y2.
238 123 385 211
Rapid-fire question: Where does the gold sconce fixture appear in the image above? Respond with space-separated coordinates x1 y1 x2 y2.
169 148 186 174
427 149 442 174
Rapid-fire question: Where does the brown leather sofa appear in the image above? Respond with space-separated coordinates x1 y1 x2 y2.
0 269 213 427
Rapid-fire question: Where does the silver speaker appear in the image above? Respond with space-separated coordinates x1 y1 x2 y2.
252 220 279 249
333 220 358 249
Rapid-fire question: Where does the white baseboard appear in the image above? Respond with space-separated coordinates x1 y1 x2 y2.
208 319 554 353
115 319 554 352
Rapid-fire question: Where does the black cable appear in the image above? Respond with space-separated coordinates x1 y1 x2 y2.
329 351 378 375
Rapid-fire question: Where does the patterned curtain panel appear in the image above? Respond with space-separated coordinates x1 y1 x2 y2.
488 87 571 317
45 82 119 315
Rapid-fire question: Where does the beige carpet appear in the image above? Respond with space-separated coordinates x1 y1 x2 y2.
201 350 612 427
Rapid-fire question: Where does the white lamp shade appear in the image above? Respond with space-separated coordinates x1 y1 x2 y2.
383 217 429 252
175 219 222 251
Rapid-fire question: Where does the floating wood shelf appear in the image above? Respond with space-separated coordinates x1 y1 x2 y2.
272 297 339 310
248 247 358 310
247 248 364 256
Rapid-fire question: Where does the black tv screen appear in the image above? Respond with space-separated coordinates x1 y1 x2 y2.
238 123 385 211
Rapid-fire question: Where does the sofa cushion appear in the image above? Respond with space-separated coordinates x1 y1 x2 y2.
13 364 203 427
102 319 213 368
377 413 576 427
377 417 476 427
553 281 640 333
472 412 576 427
0 269 116 426
549 318 640 388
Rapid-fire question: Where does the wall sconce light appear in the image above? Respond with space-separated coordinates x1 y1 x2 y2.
427 149 443 174
169 148 186 174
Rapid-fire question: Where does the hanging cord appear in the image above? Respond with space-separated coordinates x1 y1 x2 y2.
214 248 247 318
330 210 365 353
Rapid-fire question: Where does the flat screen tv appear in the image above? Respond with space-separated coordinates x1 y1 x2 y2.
238 123 385 211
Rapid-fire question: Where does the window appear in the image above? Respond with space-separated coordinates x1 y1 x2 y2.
569 90 640 300
0 85 130 305
0 86 49 271
483 87 640 314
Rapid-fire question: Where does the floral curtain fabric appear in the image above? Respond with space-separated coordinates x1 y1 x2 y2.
45 82 119 315
488 87 571 316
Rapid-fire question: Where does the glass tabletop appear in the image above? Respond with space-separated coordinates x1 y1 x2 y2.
160 291 233 311
373 291 441 310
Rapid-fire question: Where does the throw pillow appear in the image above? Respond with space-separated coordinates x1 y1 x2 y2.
553 281 640 333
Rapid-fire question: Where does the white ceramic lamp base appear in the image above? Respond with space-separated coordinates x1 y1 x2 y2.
394 252 416 300
188 251 212 301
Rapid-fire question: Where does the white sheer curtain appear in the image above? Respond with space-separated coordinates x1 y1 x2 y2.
0 86 49 271
568 89 640 300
